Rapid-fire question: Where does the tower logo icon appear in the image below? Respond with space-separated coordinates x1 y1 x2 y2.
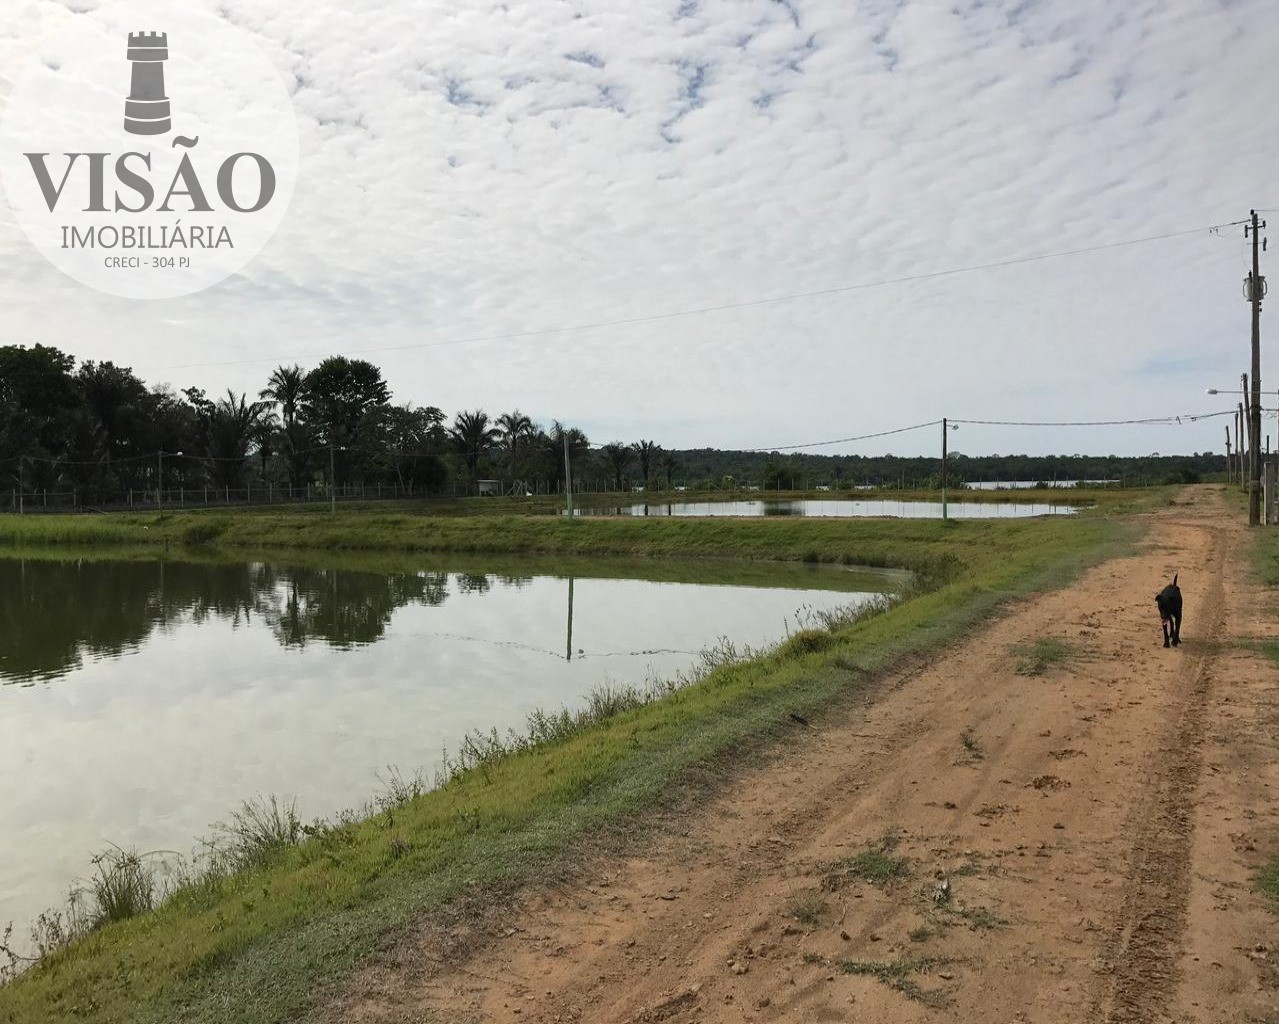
0 1 298 301
123 31 171 136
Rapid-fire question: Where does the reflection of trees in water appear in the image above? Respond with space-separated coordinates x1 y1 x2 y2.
0 560 483 684
267 569 449 649
455 573 491 595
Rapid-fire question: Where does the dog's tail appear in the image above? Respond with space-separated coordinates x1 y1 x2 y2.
1173 572 1178 587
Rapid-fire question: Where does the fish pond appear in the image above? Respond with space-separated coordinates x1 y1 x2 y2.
573 498 1080 518
0 552 903 938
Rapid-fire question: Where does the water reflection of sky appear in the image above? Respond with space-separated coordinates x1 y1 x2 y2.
574 499 1079 518
0 557 893 940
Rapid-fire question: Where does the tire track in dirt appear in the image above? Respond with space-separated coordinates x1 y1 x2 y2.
1091 523 1226 1023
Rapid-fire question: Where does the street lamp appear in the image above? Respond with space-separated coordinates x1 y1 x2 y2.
1206 382 1255 489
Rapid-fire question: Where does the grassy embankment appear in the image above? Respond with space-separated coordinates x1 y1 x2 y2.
1240 504 1279 911
0 505 1147 1024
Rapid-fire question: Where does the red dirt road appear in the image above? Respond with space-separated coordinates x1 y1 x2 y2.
338 488 1279 1024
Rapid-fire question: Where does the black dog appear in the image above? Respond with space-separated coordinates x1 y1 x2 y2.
1155 574 1182 648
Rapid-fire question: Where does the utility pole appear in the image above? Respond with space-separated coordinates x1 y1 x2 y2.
1226 426 1233 485
17 455 24 516
157 449 164 508
1238 375 1248 490
1247 210 1267 525
941 418 949 522
1238 401 1247 492
563 434 574 521
329 445 337 515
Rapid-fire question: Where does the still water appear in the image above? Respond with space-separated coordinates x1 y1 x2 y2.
0 554 899 935
963 480 1117 490
574 499 1079 518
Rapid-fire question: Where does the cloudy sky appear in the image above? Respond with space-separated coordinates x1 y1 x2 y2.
2 0 1278 457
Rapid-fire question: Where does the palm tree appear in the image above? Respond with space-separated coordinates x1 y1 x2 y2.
249 410 280 483
539 421 590 492
658 451 679 489
495 410 535 484
450 410 499 481
201 390 272 488
632 440 660 487
259 365 308 429
600 442 633 492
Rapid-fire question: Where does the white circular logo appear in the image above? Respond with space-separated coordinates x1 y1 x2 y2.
0 2 298 300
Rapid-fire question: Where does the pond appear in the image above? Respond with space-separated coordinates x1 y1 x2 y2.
0 553 902 939
963 480 1117 490
572 499 1080 518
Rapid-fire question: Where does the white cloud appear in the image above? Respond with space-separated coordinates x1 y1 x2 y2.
2 0 1277 454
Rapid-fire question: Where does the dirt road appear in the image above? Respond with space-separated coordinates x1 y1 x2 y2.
340 488 1279 1023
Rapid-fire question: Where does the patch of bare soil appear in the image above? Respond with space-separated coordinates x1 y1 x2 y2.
330 487 1279 1024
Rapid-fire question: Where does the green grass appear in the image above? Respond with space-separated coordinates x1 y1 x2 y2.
960 726 983 759
1249 517 1279 917
787 893 828 926
1260 859 1279 907
0 511 1139 1024
834 833 910 885
1011 637 1076 676
838 955 954 1005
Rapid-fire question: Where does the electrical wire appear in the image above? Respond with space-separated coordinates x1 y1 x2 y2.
745 420 941 452
951 410 1240 428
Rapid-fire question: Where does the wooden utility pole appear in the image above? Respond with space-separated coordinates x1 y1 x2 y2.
941 418 948 522
1247 210 1267 525
1226 426 1233 485
1239 401 1247 492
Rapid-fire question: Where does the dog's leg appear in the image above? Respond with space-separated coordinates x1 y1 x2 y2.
1162 619 1171 648
1172 612 1181 646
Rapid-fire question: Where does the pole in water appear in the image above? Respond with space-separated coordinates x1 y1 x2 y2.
566 575 575 661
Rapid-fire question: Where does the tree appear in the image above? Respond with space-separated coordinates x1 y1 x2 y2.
0 345 79 477
450 410 499 482
259 365 308 429
658 450 679 488
366 403 448 491
187 389 272 488
301 357 390 445
632 440 660 487
599 442 633 492
495 410 535 483
250 410 281 483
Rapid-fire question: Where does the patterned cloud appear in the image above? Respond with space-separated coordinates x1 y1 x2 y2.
1 0 1277 455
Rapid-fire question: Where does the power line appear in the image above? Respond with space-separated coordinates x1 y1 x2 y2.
156 220 1247 372
746 420 942 452
951 410 1240 428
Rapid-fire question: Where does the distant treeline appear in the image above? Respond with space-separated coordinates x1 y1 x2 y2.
670 449 1222 489
0 343 1220 505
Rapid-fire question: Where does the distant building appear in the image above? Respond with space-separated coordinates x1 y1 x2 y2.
477 479 502 496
